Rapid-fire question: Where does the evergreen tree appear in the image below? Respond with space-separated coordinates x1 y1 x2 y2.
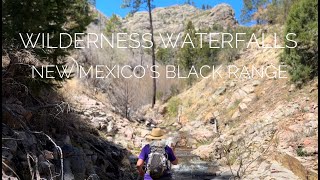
2 0 93 90
282 0 318 84
179 21 198 86
156 48 172 65
105 14 122 35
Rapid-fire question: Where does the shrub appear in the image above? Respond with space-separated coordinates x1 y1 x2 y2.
169 84 180 96
156 47 172 65
282 0 318 84
167 97 181 117
296 147 309 156
156 91 164 100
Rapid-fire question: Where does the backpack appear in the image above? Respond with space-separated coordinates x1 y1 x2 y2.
146 141 168 179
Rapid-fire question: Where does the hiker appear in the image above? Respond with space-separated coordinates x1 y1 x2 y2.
136 127 178 180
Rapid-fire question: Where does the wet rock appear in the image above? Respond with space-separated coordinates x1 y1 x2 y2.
192 144 213 159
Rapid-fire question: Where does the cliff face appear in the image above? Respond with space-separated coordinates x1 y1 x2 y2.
121 3 238 44
122 3 238 34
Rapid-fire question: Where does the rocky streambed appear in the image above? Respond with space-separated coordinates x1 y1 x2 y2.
171 148 232 180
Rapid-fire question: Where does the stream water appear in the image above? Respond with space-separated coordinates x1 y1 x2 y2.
171 148 232 180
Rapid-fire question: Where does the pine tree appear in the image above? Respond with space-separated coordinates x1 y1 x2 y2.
105 14 122 35
179 21 197 86
122 0 157 108
156 48 172 65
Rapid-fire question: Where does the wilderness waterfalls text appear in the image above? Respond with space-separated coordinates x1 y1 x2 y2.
19 32 297 49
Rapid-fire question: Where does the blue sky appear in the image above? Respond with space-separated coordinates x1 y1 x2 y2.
96 0 244 24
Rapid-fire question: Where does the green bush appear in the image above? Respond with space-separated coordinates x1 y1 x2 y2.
296 147 309 156
169 84 180 96
156 91 164 100
156 47 172 65
167 97 181 117
105 14 122 35
282 0 318 84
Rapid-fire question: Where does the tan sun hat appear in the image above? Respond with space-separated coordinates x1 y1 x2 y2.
146 127 167 140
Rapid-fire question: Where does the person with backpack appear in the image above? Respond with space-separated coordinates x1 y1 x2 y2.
136 127 178 180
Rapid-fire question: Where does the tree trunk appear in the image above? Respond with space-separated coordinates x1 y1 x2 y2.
147 0 156 108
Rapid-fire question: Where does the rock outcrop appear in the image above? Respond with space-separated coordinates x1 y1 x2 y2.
121 3 238 45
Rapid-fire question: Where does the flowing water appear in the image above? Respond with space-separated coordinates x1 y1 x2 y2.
171 148 232 180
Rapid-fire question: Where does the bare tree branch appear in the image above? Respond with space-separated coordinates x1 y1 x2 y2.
2 161 21 180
